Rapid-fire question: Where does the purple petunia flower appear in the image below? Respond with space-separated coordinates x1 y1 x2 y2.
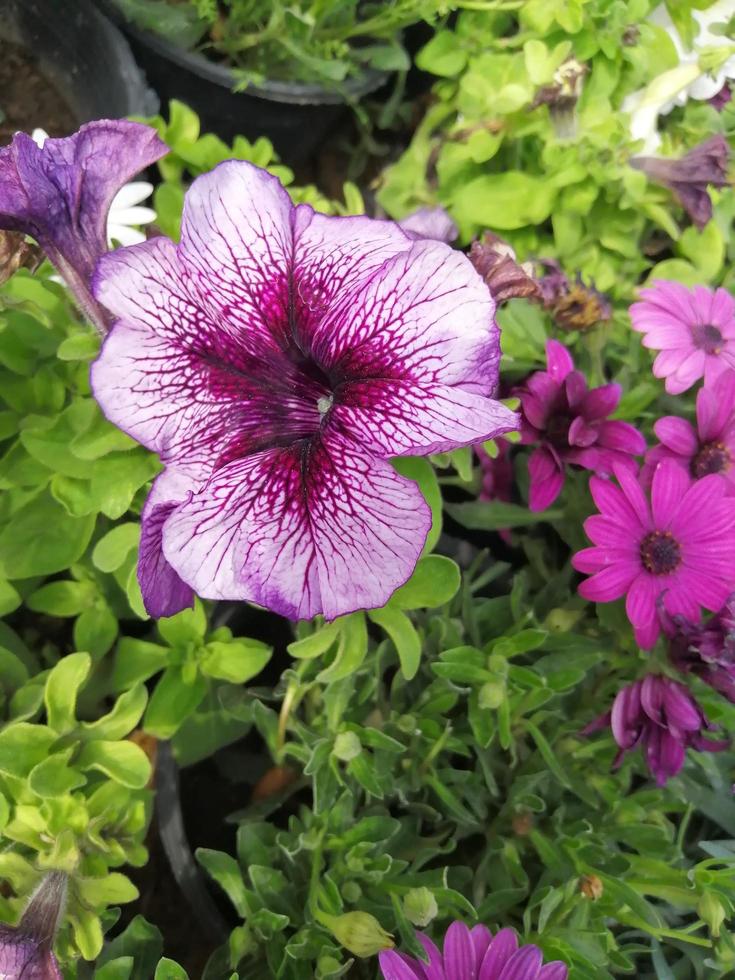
667 596 735 702
378 921 568 980
643 369 735 493
398 206 458 243
573 459 735 649
0 871 66 980
0 121 167 332
91 161 518 620
630 280 735 394
710 82 733 111
630 135 730 230
516 339 645 511
584 674 727 786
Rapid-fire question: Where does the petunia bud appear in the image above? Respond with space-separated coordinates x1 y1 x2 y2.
698 891 727 937
319 911 394 957
402 887 438 928
468 232 540 304
0 871 67 980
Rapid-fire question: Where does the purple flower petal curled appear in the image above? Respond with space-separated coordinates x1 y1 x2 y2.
0 121 166 331
92 161 517 619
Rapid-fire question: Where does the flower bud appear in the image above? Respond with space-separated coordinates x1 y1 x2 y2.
0 871 67 980
402 887 438 928
333 731 362 762
319 911 394 958
579 874 603 901
698 891 727 937
479 680 505 710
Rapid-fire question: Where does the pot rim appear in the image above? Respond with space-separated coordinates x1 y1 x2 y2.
97 0 390 106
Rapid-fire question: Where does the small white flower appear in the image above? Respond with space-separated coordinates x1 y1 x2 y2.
31 128 156 247
623 1 735 152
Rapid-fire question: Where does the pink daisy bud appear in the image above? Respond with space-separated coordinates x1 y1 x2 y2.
643 369 735 492
584 675 727 786
573 460 735 648
630 280 735 395
516 340 645 511
378 920 568 980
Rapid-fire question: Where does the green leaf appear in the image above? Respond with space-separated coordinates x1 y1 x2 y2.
200 638 272 683
391 457 442 552
144 666 207 739
45 652 91 733
28 748 85 797
0 723 57 777
56 332 101 361
158 599 207 647
113 638 170 689
74 605 119 658
416 30 467 76
287 620 340 660
368 607 422 680
81 685 148 741
316 613 368 683
451 172 555 232
446 500 564 530
0 579 21 616
93 523 141 573
77 872 139 906
0 493 95 578
94 958 135 980
391 556 460 609
197 849 249 917
27 580 95 617
154 960 189 980
76 739 151 789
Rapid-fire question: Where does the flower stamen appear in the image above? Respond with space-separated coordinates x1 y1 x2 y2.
692 322 723 354
693 440 731 477
640 530 682 575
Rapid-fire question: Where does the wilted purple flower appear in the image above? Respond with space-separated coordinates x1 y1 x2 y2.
379 921 568 980
573 460 735 649
468 232 540 304
710 82 732 111
0 121 167 332
643 369 735 492
536 262 612 331
630 280 735 394
584 674 727 786
630 135 730 230
536 259 569 308
0 871 66 980
91 162 518 620
476 440 514 543
667 596 735 702
516 339 645 511
398 206 458 243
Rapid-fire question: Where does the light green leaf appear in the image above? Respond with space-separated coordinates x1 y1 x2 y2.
158 598 207 647
200 639 272 684
391 556 460 610
197 848 249 917
446 500 564 530
144 666 207 739
0 493 95 578
76 739 151 788
29 748 85 797
81 685 148 742
0 723 57 777
92 523 141 573
369 607 422 680
316 613 368 683
391 457 442 552
45 652 91 733
27 580 95 617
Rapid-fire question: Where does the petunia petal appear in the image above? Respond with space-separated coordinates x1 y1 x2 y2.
333 380 518 456
309 238 499 396
161 428 431 621
138 471 195 619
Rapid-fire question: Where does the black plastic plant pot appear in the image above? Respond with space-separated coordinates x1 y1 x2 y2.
96 0 389 165
0 0 158 124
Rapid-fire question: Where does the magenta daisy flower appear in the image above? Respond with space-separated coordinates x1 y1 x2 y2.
643 370 735 493
91 161 517 620
572 459 735 648
630 281 735 394
584 675 727 786
516 340 645 511
378 921 568 980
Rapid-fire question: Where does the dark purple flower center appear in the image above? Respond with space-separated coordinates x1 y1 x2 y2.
546 413 572 447
640 530 682 575
693 440 731 478
691 323 723 354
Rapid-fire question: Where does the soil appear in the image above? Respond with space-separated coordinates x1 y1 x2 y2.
0 40 78 145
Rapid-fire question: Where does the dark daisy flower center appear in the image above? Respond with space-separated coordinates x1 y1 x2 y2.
691 322 723 354
546 413 572 447
640 530 682 575
693 440 731 478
